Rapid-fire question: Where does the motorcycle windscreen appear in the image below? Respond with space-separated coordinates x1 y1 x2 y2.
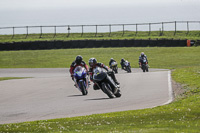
125 61 129 66
111 62 117 66
74 66 86 79
93 67 107 82
142 57 147 63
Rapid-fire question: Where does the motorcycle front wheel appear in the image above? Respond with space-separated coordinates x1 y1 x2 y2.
102 83 115 98
114 67 118 73
127 67 131 73
79 81 88 95
114 89 122 97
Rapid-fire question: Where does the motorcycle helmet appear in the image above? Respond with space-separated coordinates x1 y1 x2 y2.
89 58 97 67
121 58 125 62
110 58 114 61
75 55 83 64
141 52 144 57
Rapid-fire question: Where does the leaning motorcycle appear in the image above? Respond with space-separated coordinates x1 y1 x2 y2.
73 66 90 95
110 61 118 73
123 61 131 73
93 66 121 98
141 57 149 72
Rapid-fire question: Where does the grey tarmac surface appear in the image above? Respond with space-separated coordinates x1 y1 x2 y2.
0 68 173 124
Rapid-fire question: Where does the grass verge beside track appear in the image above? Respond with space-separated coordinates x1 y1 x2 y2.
0 31 200 43
0 47 200 69
0 77 29 81
0 47 200 132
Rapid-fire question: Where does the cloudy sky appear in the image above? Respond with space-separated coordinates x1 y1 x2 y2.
0 0 199 10
0 0 199 28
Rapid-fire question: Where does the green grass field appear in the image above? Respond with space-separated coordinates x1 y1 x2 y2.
0 47 200 69
0 47 200 132
0 31 200 43
0 77 29 81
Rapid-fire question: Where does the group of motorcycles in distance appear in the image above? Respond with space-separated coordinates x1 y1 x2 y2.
110 59 131 73
73 55 149 98
110 58 149 74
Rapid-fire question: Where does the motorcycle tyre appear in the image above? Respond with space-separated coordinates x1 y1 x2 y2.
114 68 118 74
127 67 131 73
80 81 88 95
114 89 122 97
142 65 146 72
102 83 115 98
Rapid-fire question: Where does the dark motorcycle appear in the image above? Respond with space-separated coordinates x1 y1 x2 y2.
73 66 90 95
93 66 121 98
110 61 118 74
123 61 131 73
141 57 149 72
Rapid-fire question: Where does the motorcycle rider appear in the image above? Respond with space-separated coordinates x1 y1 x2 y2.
88 58 120 90
120 58 126 70
69 55 89 81
109 58 117 69
138 52 148 68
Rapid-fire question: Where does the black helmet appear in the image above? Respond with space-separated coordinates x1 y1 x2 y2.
89 58 97 67
121 58 125 62
75 55 83 64
110 58 114 61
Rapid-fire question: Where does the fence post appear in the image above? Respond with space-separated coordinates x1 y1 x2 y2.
109 24 111 37
54 26 56 38
95 25 97 37
81 25 84 37
162 22 164 35
40 26 43 38
187 21 189 35
149 23 151 36
25 26 29 39
122 24 124 36
67 25 70 37
12 27 15 38
199 21 200 36
174 21 176 36
136 24 138 36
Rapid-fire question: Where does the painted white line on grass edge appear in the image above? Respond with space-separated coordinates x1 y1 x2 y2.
163 70 174 105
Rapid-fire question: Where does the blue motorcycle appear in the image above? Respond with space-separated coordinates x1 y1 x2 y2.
73 66 89 95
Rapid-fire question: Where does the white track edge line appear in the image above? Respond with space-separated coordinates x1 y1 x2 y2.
162 70 174 105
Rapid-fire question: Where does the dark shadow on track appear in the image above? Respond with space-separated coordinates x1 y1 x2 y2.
68 95 85 97
85 97 114 101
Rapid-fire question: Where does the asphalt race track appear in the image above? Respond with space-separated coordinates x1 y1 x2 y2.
0 68 173 124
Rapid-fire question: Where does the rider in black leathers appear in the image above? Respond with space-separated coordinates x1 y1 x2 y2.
109 58 117 69
88 58 120 90
138 52 148 68
120 58 126 70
